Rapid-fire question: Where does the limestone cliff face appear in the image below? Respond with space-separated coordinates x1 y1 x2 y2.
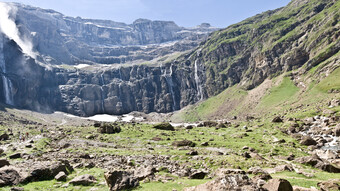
55 62 201 116
0 33 204 116
14 3 217 65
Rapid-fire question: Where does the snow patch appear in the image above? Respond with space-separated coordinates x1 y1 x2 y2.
74 64 90 69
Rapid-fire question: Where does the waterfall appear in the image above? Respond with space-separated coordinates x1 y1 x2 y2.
118 67 122 80
194 59 204 101
163 63 176 111
118 83 122 102
100 73 105 112
2 75 13 105
0 38 13 105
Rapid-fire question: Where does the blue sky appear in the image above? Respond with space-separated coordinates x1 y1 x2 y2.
2 0 291 27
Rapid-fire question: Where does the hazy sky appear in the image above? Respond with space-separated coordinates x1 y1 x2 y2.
1 0 291 27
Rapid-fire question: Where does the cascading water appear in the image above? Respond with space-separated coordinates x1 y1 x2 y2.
162 63 176 111
0 37 14 105
194 59 204 101
118 67 123 80
100 73 105 112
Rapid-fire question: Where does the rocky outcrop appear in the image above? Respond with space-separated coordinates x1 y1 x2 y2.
0 167 22 186
317 180 340 191
263 179 293 191
23 160 74 182
104 170 139 191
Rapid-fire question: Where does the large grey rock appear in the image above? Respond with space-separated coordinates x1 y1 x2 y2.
317 179 340 191
54 171 67 181
0 159 10 168
295 155 340 173
69 174 96 186
153 123 175 131
263 179 293 191
134 166 156 181
24 160 73 182
104 170 139 191
0 167 22 186
300 136 317 146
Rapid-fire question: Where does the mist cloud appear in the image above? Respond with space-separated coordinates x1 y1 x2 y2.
0 2 36 59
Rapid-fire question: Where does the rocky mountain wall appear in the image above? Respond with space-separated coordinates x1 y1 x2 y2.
14 3 217 65
1 0 339 117
192 0 339 97
0 33 205 116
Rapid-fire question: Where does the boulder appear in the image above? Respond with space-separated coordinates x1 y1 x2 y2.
184 173 257 191
243 152 251 159
172 140 196 147
217 123 226 128
153 123 175 131
185 125 194 130
0 167 22 186
134 166 156 181
247 167 267 175
249 153 265 160
9 153 22 159
0 133 9 141
69 174 96 186
55 171 67 181
274 165 293 172
252 173 272 181
104 170 139 191
317 179 340 191
98 123 121 134
300 136 317 146
186 150 198 156
329 99 340 107
272 116 283 123
295 155 320 166
315 163 340 173
24 160 73 182
202 121 218 127
189 171 207 179
334 126 340 136
0 159 10 168
263 179 293 191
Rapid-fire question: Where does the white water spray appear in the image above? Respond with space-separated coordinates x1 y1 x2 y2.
0 35 14 105
100 73 105 112
194 59 204 101
162 63 176 110
118 66 123 80
0 2 36 59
